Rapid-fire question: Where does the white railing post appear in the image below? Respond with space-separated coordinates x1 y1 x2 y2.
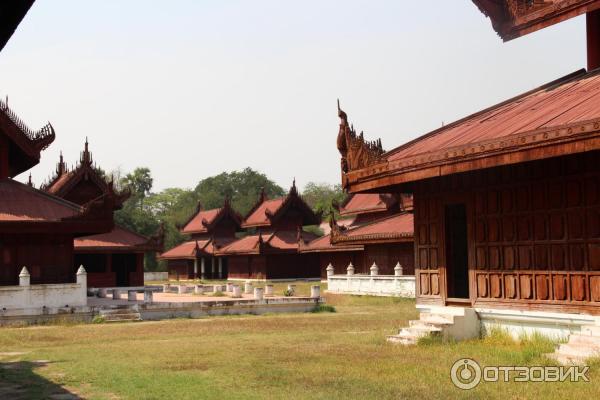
346 262 355 276
244 280 253 294
232 284 241 298
76 266 87 301
394 262 403 276
253 287 264 300
326 263 334 280
19 267 30 286
370 262 379 276
265 284 274 296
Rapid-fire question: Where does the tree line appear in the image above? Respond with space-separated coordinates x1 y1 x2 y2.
115 167 345 270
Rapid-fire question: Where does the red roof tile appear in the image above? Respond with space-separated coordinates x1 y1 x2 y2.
343 69 600 192
339 193 397 216
181 208 221 234
217 230 319 255
299 234 363 253
74 225 157 251
45 171 74 195
243 198 285 227
159 240 202 260
0 178 81 222
332 213 414 245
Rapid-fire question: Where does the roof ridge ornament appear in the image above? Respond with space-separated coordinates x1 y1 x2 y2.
336 100 384 189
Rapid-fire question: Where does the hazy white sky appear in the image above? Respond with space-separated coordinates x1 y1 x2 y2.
0 1 587 191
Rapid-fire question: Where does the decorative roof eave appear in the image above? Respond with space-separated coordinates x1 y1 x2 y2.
181 198 243 235
336 100 385 190
472 0 600 41
0 99 55 176
331 232 414 246
343 119 600 193
0 1 36 52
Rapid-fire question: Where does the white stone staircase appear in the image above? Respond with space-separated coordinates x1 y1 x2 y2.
547 325 600 365
387 306 479 345
98 306 142 323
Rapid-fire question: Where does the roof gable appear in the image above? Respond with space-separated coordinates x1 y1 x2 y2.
180 198 243 235
242 181 321 228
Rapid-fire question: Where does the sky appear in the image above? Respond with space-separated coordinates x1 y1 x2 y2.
0 0 588 192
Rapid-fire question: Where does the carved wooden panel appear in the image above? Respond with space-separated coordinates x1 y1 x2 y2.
535 275 550 300
520 275 533 299
571 275 586 301
553 275 568 301
505 274 517 299
590 276 600 302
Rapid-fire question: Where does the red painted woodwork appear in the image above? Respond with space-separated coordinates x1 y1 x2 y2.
589 9 600 70
412 152 600 314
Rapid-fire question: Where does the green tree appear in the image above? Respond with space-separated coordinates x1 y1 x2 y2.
194 167 285 215
301 182 346 217
121 167 153 210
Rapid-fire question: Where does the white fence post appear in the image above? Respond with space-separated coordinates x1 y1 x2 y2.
254 287 264 300
346 262 355 276
19 267 30 286
394 262 403 276
370 262 379 276
244 280 253 294
76 266 87 300
311 285 321 298
326 263 334 279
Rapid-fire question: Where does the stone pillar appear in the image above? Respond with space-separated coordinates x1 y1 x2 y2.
213 284 222 293
112 289 121 300
128 291 137 301
311 285 320 298
226 283 234 292
347 262 355 276
254 287 264 300
76 265 87 288
98 288 108 298
178 285 187 294
195 285 204 295
264 284 274 296
370 262 379 276
244 280 253 294
144 291 153 304
394 262 403 276
19 267 30 286
193 259 198 279
218 258 223 279
326 263 334 279
162 283 170 293
200 257 206 280
232 285 241 298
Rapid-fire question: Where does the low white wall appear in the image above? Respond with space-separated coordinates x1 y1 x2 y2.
144 272 168 282
327 274 415 298
0 267 87 310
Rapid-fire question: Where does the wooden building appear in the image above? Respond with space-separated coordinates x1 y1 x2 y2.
0 104 115 287
158 199 242 280
41 140 162 287
216 182 321 280
300 193 415 279
335 2 600 336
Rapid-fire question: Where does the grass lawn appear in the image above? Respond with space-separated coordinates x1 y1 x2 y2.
0 284 598 399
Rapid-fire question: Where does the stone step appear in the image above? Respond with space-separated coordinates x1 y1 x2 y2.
419 312 455 323
386 334 417 345
417 315 455 326
407 320 444 331
556 343 600 359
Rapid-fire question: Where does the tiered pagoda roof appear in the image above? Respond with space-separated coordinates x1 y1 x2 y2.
336 193 398 217
241 180 321 228
159 198 243 260
42 139 130 208
217 229 319 256
75 225 163 253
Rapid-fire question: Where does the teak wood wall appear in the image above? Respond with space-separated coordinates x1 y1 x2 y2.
414 151 600 314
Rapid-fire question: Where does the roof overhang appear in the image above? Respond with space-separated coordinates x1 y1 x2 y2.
344 118 600 193
472 0 600 41
0 1 35 52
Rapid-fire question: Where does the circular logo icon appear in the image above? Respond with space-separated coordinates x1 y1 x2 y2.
450 358 482 390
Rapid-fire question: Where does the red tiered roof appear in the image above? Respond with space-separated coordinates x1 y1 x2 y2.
216 230 319 256
337 193 397 216
75 225 162 252
241 181 321 228
340 69 600 193
180 199 242 235
0 178 114 235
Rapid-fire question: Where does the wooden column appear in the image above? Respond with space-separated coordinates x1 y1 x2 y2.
588 9 600 71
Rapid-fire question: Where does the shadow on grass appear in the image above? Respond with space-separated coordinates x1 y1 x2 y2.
0 361 82 399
